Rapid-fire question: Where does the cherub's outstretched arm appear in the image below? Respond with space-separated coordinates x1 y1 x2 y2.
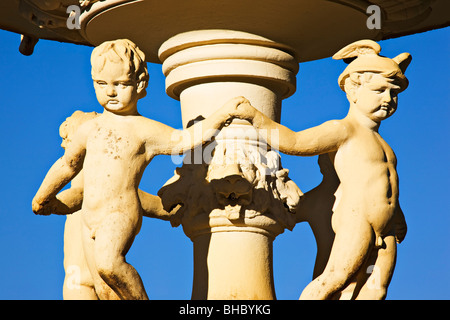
238 103 349 156
149 97 250 156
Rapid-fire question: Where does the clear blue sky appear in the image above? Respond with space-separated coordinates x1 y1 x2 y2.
0 26 448 300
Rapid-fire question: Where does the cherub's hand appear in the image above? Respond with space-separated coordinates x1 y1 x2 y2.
234 101 257 123
395 220 407 244
222 96 256 124
393 206 407 244
32 198 52 216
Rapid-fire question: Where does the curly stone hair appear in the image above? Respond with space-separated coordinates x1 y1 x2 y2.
91 39 149 97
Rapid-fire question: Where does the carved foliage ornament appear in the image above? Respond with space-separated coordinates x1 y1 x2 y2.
158 142 303 233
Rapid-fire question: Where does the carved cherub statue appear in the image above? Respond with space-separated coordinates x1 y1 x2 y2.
236 39 409 299
32 38 251 300
40 110 182 300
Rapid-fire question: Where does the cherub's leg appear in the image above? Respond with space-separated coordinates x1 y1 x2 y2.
63 212 99 300
335 244 379 300
308 206 335 279
295 186 336 279
93 212 148 300
299 218 373 300
63 276 99 300
355 234 397 300
81 222 119 300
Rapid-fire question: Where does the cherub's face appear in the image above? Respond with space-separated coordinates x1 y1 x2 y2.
350 73 401 122
92 60 141 115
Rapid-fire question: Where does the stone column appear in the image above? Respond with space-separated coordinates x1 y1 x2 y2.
157 30 302 300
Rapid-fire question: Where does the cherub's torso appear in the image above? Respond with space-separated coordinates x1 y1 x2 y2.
80 114 154 228
331 120 399 236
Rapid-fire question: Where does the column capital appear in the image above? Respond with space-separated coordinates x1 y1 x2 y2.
158 142 302 240
158 29 299 101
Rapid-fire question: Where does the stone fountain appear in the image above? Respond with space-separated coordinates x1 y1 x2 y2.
2 0 449 300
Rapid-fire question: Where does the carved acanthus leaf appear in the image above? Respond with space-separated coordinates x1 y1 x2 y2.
158 143 303 231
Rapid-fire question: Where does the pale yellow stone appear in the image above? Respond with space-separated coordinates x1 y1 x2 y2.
238 40 409 300
32 39 250 300
157 30 302 299
33 36 410 301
